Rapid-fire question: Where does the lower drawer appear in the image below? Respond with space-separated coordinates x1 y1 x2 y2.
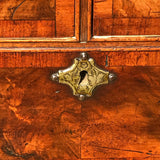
0 67 160 159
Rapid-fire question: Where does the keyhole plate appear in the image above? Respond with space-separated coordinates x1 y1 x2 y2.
56 53 110 99
51 53 116 100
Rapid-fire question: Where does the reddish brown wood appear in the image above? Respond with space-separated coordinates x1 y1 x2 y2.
93 18 160 36
80 0 88 41
75 0 80 41
56 0 75 37
0 51 159 68
94 0 112 18
0 0 76 38
0 67 160 159
107 51 160 67
0 0 160 159
0 68 81 159
0 40 160 48
0 20 55 38
93 0 160 36
0 0 55 20
87 0 92 41
113 0 160 18
81 67 160 159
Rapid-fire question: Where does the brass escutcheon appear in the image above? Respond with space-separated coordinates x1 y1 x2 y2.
51 52 116 100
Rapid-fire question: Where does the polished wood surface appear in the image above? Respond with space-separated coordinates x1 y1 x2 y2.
0 67 160 159
0 0 160 159
0 0 75 38
0 0 55 20
0 68 81 159
93 0 160 36
113 0 160 18
0 21 56 38
81 67 160 159
0 51 159 68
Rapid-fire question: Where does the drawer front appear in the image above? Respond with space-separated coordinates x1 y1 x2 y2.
0 52 160 159
0 0 79 39
0 68 81 159
93 0 160 36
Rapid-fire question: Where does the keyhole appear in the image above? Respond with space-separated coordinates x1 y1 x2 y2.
79 70 88 85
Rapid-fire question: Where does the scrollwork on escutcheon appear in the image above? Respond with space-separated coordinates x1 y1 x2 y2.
51 52 116 100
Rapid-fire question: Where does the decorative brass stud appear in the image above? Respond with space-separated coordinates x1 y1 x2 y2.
51 53 116 100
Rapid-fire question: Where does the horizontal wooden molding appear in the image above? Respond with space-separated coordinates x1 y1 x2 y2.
0 51 160 68
91 35 160 42
0 37 78 43
0 45 160 52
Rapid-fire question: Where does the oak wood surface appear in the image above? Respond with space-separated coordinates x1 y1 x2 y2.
0 67 160 159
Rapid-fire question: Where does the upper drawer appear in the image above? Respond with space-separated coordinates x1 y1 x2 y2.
92 0 160 40
0 0 79 40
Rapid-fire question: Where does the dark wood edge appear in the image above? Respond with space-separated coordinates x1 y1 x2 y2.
80 0 88 42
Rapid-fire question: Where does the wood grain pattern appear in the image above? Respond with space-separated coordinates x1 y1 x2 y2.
93 0 160 36
0 51 159 68
81 67 160 159
0 21 55 38
94 0 112 18
107 51 160 67
1 39 160 48
0 0 55 20
93 18 160 36
0 0 75 38
80 0 89 42
113 0 160 18
0 0 160 159
0 68 81 159
0 67 160 159
56 0 75 37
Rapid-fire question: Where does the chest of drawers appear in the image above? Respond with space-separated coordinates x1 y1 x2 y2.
0 0 160 159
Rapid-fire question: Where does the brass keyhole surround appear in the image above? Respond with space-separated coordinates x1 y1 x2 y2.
51 52 116 100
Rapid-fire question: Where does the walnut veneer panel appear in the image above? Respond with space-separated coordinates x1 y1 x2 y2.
0 0 75 38
93 0 160 36
81 67 160 159
0 21 56 38
0 67 160 159
0 0 55 20
0 51 159 68
0 69 81 159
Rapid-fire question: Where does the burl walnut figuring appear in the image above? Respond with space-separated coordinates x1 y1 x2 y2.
0 0 160 160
